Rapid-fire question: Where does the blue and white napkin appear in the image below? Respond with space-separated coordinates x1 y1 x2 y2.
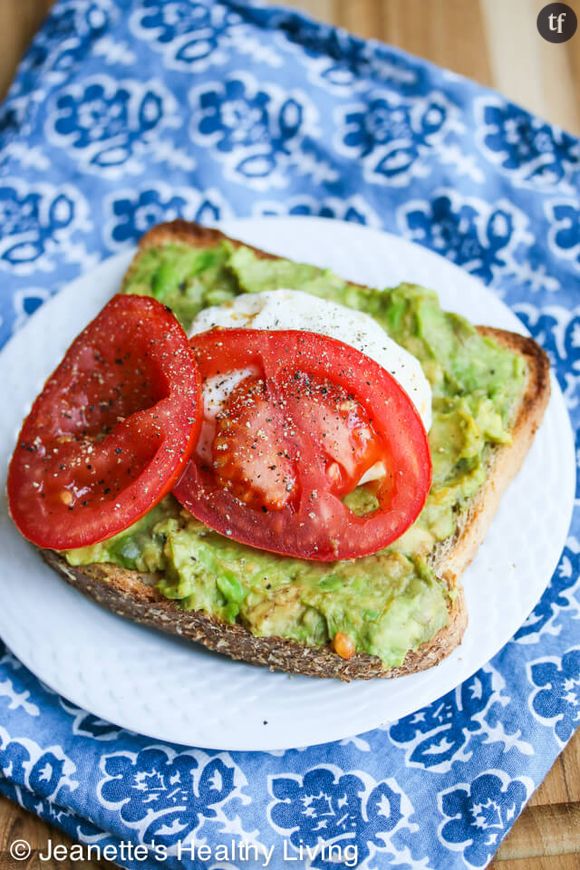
0 2 578 867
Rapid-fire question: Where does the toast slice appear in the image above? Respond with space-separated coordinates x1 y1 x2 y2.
42 222 551 680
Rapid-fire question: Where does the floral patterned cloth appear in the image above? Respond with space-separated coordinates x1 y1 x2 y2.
0 2 578 868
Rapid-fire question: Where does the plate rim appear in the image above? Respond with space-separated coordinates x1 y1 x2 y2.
0 216 575 751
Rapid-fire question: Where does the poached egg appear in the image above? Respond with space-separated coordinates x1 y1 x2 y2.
189 289 432 484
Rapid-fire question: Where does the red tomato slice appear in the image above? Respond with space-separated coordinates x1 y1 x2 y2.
173 329 431 561
8 294 201 550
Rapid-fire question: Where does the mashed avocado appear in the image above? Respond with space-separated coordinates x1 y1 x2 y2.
66 241 526 666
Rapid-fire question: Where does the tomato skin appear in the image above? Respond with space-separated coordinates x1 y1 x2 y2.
8 294 201 550
174 329 432 562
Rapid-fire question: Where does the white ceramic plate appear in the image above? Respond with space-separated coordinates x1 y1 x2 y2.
0 217 574 751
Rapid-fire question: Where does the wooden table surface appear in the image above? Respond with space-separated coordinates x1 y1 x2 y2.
0 2 578 868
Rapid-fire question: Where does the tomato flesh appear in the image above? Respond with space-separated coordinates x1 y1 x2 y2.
286 373 384 497
211 373 384 512
8 294 201 550
174 329 432 561
212 377 297 511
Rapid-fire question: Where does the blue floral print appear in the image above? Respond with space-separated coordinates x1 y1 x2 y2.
98 747 240 846
477 100 580 190
546 201 580 262
105 185 226 246
131 0 241 70
0 182 88 278
49 77 174 172
0 1 577 867
528 648 580 744
191 74 318 186
516 541 580 643
269 767 417 867
399 192 531 286
337 92 453 184
439 772 530 868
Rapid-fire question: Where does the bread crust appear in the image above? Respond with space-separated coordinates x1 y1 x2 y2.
43 221 551 681
43 551 467 681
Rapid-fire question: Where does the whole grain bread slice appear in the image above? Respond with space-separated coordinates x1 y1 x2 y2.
43 222 551 680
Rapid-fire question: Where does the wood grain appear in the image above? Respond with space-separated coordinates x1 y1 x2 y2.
0 0 53 98
491 730 580 867
0 0 577 867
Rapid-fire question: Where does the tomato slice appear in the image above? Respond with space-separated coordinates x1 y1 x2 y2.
173 329 431 561
8 294 201 550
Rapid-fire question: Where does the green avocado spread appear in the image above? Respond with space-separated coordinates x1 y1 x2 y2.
65 240 526 666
